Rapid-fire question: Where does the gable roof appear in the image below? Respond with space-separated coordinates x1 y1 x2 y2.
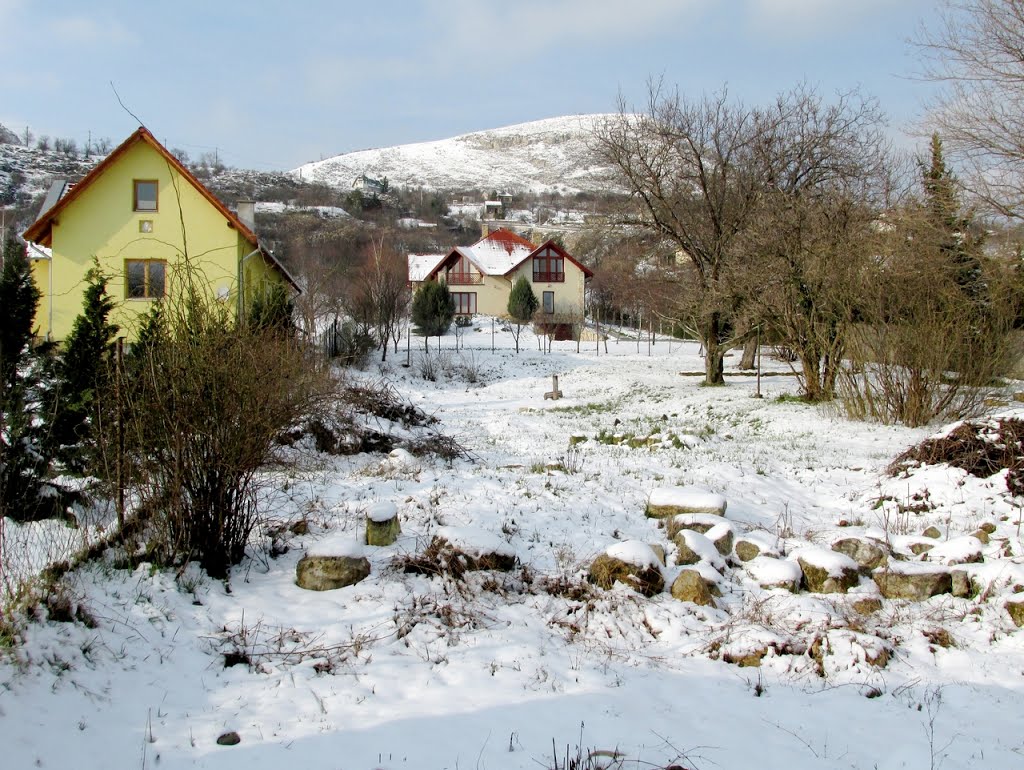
409 229 594 283
22 126 298 291
408 252 446 282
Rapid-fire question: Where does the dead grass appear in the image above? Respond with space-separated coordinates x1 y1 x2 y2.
889 418 1024 495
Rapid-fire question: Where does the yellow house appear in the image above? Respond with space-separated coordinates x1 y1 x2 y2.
23 126 297 341
408 229 593 325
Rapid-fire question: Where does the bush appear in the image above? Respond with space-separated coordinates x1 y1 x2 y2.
323 318 375 366
117 293 335 578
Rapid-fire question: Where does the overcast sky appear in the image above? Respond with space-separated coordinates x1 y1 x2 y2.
1 0 941 172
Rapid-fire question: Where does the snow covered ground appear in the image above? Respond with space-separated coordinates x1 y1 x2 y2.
4 319 1024 769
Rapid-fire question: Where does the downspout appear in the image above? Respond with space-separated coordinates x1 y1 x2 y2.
27 243 53 341
237 246 261 323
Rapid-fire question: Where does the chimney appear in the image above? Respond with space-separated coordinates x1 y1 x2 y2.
237 200 255 231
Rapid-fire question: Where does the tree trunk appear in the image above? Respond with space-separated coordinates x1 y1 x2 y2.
703 313 727 385
739 336 757 369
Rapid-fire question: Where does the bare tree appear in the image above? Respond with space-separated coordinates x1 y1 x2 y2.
916 0 1024 216
593 84 769 385
745 86 891 401
346 239 410 361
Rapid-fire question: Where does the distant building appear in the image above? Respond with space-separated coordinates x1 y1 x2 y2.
407 228 593 318
352 174 387 197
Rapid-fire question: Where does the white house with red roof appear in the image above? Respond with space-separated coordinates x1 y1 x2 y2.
408 229 593 320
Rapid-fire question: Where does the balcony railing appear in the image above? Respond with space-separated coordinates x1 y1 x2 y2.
447 273 483 285
532 272 565 283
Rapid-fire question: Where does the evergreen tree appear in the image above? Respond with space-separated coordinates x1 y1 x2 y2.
0 235 60 521
507 276 538 354
0 234 39 388
922 133 984 298
247 283 295 336
49 263 119 468
410 280 454 352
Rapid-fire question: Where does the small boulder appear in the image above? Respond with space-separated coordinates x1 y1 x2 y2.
365 501 401 547
589 541 664 597
217 732 241 746
667 513 726 538
649 543 666 565
851 597 883 615
796 548 860 594
672 530 725 571
705 522 735 558
971 529 991 545
735 540 761 562
1006 598 1024 628
923 526 943 539
743 556 802 592
908 541 935 556
978 522 997 535
670 569 716 606
832 538 888 573
921 536 983 566
296 553 371 591
647 487 727 519
873 564 952 601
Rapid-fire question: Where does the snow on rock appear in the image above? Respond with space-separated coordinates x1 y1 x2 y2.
793 547 860 593
734 530 781 562
305 531 365 559
647 487 727 518
873 561 952 600
606 539 661 568
434 526 515 559
366 501 398 523
667 512 730 538
921 535 984 566
831 537 889 571
744 556 803 591
672 530 726 571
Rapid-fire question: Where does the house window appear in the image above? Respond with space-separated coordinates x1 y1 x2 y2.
543 291 554 314
134 180 158 211
447 255 479 284
532 247 564 282
126 259 166 299
452 291 477 315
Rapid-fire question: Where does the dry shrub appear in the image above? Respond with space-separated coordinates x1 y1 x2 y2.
119 294 337 579
397 536 516 579
889 418 1024 495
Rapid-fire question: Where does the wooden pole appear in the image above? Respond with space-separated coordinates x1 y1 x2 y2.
115 337 125 531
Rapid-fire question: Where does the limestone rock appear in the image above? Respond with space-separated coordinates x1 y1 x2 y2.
365 501 401 547
832 538 888 573
647 487 726 519
979 522 997 534
873 565 951 600
796 549 860 594
217 732 241 746
705 522 735 558
971 529 991 545
296 554 371 591
743 556 802 592
672 530 725 572
923 526 942 539
851 597 883 615
735 540 761 562
589 552 664 597
667 513 725 538
951 570 977 598
649 543 666 565
670 569 716 606
908 542 935 556
921 536 983 566
1006 598 1024 628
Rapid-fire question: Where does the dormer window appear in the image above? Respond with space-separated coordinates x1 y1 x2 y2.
134 180 158 211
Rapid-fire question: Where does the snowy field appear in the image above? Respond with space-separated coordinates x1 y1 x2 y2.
3 319 1024 769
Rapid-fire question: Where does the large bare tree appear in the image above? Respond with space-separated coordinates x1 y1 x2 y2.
916 0 1024 216
593 85 769 385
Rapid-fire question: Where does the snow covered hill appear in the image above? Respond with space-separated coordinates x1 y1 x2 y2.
291 115 623 195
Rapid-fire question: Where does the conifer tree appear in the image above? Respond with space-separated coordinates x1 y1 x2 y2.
507 276 538 354
49 263 119 468
411 280 454 352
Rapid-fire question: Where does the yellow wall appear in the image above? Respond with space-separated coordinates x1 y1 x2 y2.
34 140 279 341
426 259 587 319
